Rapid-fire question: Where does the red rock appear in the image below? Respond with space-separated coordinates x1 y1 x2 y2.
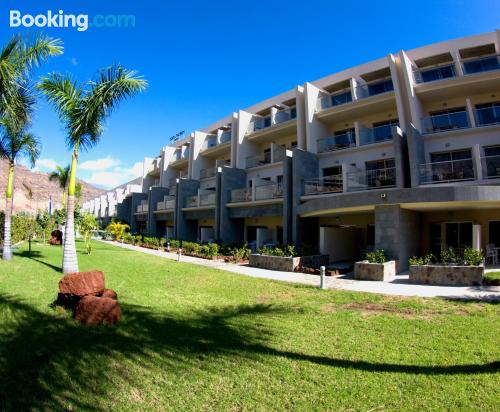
58 270 105 298
75 296 121 326
101 289 117 300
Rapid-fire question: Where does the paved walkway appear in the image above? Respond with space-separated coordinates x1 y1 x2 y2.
102 240 500 301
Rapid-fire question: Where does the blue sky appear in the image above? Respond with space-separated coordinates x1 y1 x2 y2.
1 0 499 188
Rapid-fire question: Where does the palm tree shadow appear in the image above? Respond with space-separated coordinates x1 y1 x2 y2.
0 294 497 411
14 250 62 273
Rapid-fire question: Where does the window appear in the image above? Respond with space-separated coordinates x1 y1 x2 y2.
333 128 356 146
463 55 500 74
367 79 393 96
331 91 352 106
264 148 271 163
475 102 500 126
484 145 500 178
365 159 396 188
276 175 283 189
322 166 342 178
429 149 474 182
420 64 456 82
290 107 297 119
290 141 298 149
428 107 469 132
489 221 500 247
445 222 472 251
372 119 399 142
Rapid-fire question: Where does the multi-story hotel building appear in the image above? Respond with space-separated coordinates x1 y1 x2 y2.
83 31 500 271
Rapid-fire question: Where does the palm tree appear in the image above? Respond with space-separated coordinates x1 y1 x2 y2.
0 34 62 261
0 115 40 260
38 65 147 273
49 165 70 205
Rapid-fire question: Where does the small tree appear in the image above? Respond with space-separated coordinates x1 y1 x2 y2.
106 221 130 241
79 213 98 254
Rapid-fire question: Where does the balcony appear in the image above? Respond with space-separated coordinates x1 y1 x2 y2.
421 111 470 134
359 124 396 146
230 187 252 203
346 167 397 192
201 131 232 153
255 183 283 201
318 88 353 111
413 63 456 84
157 195 175 211
136 200 148 213
247 108 296 135
199 167 216 179
303 176 343 196
474 106 500 127
185 190 216 208
245 146 285 169
170 147 190 165
419 159 475 184
317 131 356 153
355 78 394 99
462 54 500 75
481 155 500 179
185 196 198 208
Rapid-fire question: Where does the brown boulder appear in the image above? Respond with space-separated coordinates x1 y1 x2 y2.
75 296 121 326
101 289 117 300
59 270 105 298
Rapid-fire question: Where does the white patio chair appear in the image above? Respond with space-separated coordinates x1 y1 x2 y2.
486 244 498 265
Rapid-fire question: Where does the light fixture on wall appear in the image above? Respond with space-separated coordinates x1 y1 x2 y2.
380 192 387 199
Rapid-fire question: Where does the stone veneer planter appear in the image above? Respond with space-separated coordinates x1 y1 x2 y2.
409 264 484 286
354 260 396 281
249 254 329 272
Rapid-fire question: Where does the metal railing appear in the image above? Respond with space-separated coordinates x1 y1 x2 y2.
230 187 252 203
474 106 500 127
199 167 216 179
317 131 356 153
347 167 397 192
255 183 283 200
481 155 500 179
199 192 216 206
419 159 475 184
462 54 500 75
421 111 470 134
413 63 456 84
355 78 394 99
303 176 343 195
359 124 396 146
317 88 352 111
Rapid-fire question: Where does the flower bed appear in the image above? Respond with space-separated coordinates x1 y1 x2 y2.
354 260 396 281
409 265 484 286
249 254 329 272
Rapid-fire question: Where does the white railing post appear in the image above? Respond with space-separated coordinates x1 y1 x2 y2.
320 266 326 289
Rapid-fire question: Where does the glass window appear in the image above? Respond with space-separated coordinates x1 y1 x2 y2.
475 102 500 126
484 146 500 178
331 91 352 106
463 56 500 74
429 107 469 131
429 150 474 182
367 79 394 96
421 64 455 82
322 166 342 177
333 128 355 145
372 119 399 141
365 159 396 188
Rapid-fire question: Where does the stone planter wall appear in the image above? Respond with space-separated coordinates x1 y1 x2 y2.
354 260 396 281
409 264 484 286
249 254 329 272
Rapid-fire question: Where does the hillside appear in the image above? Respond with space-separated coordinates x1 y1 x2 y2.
0 160 105 213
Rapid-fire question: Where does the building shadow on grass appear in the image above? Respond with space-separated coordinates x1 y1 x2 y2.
0 294 498 411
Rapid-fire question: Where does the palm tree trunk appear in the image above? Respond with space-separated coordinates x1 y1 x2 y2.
62 150 79 273
2 164 14 261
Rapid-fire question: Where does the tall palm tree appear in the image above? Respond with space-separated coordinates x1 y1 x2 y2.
49 165 70 205
38 65 147 273
0 115 40 260
0 34 62 261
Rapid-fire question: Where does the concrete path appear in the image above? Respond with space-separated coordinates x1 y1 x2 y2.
101 240 500 301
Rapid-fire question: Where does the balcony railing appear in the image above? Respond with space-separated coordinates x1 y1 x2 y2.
219 130 232 144
419 159 475 184
157 196 175 211
273 146 286 162
246 151 271 168
422 111 470 134
230 187 252 203
247 108 296 134
413 63 456 84
355 78 394 99
303 176 343 196
199 167 216 179
199 192 216 206
317 131 356 153
255 183 283 200
347 167 397 192
462 54 500 75
185 196 198 208
318 88 352 111
171 148 190 163
481 155 500 179
474 106 500 127
136 200 148 213
201 134 217 151
359 124 396 146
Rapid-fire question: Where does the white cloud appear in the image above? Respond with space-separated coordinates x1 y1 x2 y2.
85 161 143 189
79 156 120 171
33 158 58 171
70 57 78 66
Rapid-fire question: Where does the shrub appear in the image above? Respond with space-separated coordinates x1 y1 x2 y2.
168 239 180 249
207 243 219 258
440 247 458 265
462 247 484 266
106 221 130 241
366 249 386 264
408 254 434 266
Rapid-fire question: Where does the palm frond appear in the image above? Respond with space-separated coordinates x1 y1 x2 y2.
18 132 40 168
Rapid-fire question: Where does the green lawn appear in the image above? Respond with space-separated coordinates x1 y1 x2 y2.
0 241 499 411
485 271 500 285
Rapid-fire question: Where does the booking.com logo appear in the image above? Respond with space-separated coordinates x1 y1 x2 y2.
9 10 135 32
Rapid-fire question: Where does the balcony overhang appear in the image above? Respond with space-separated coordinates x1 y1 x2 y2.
169 158 189 169
316 91 396 124
227 198 283 208
200 141 231 158
299 185 500 217
414 70 500 102
246 119 297 143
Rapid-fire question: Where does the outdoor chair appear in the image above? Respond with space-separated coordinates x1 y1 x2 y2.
486 244 498 265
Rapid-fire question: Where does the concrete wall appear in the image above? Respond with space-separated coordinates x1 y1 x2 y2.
147 186 169 237
175 179 199 241
217 167 246 244
130 192 148 233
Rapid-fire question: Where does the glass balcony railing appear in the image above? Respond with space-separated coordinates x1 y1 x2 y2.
462 54 500 75
201 135 217 151
185 196 198 208
474 106 500 126
419 159 475 184
303 176 343 196
413 63 456 84
246 153 270 168
219 130 232 144
346 168 397 192
247 108 296 134
359 124 396 146
199 167 216 179
199 192 216 206
255 183 283 200
318 89 353 111
481 155 500 179
355 79 394 99
171 148 190 163
230 188 252 203
317 131 356 153
421 111 470 134
157 196 175 211
273 146 286 163
136 200 148 213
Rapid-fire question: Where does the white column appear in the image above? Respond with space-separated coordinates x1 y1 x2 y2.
472 224 482 251
465 98 476 127
472 144 483 180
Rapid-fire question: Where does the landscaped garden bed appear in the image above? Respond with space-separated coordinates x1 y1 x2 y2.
355 250 396 281
248 245 328 272
408 247 485 286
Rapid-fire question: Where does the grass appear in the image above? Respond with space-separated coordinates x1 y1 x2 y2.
0 240 499 411
485 271 500 285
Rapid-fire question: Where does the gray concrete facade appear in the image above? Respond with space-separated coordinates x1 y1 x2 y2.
147 186 169 237
174 179 199 241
